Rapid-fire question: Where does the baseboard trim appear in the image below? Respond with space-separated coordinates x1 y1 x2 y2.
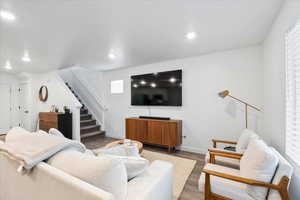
105 132 207 155
105 133 124 140
179 146 207 155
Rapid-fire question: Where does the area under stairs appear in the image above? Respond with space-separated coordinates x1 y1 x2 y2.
65 82 105 139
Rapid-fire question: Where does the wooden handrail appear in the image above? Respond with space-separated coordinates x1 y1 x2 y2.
208 150 242 164
203 169 279 189
203 169 290 200
202 165 290 200
208 149 243 156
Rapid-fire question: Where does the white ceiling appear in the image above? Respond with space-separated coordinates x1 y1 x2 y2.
0 0 283 73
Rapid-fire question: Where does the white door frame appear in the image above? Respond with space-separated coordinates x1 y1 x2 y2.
19 82 32 131
0 84 12 135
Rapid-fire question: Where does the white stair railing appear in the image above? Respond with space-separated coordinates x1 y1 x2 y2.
69 69 107 130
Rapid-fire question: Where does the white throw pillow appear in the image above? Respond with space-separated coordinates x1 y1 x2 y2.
95 144 140 157
37 130 48 135
99 154 149 180
96 144 147 180
7 127 30 135
47 150 128 200
240 139 279 200
48 128 65 138
0 139 4 144
5 127 31 142
85 149 95 156
236 129 259 153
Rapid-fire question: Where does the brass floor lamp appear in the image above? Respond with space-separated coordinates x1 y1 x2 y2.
218 90 261 128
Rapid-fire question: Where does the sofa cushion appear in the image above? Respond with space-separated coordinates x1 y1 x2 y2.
98 154 149 180
127 160 173 200
47 150 127 200
236 129 259 153
48 128 65 138
240 140 279 200
0 152 115 200
199 163 255 200
6 127 30 141
268 147 293 200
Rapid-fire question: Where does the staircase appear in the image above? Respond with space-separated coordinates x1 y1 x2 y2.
65 82 105 139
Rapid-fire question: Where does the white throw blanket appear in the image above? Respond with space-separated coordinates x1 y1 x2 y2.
0 127 85 173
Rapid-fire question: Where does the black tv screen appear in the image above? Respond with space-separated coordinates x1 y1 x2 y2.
131 70 182 106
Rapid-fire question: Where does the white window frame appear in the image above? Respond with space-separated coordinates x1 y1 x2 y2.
110 80 124 94
285 20 300 166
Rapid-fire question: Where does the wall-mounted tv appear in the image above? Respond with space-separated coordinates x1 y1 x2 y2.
131 70 182 106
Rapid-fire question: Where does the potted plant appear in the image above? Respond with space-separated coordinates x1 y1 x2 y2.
64 106 71 114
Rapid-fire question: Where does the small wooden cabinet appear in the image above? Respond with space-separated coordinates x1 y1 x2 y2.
0 134 5 142
126 118 182 151
39 112 73 139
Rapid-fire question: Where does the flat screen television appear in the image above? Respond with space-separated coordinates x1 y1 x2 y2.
131 70 182 106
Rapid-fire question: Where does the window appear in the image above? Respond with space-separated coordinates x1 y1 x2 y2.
110 80 124 94
286 21 300 166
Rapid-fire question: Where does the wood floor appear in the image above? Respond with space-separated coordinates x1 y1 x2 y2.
82 135 205 200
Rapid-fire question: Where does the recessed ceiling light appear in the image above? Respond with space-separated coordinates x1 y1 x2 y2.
133 84 138 88
140 80 146 85
169 77 176 83
0 10 16 21
150 83 156 88
186 32 197 40
108 52 116 60
4 60 12 70
22 52 31 62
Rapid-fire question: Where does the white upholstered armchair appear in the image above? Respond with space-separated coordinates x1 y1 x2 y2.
199 140 293 200
206 129 259 169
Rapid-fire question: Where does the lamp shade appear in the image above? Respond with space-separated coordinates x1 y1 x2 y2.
218 90 229 98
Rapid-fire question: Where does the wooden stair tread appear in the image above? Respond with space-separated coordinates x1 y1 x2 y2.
80 119 95 123
80 131 105 139
80 119 96 127
80 114 91 117
80 109 88 114
80 125 100 130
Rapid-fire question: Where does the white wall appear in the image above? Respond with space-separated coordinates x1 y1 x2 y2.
263 0 300 199
27 72 82 140
103 46 263 153
0 73 19 85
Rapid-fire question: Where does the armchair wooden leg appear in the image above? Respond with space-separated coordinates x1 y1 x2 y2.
205 173 211 200
278 176 290 200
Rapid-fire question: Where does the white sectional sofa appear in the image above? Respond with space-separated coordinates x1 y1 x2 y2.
0 152 173 200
